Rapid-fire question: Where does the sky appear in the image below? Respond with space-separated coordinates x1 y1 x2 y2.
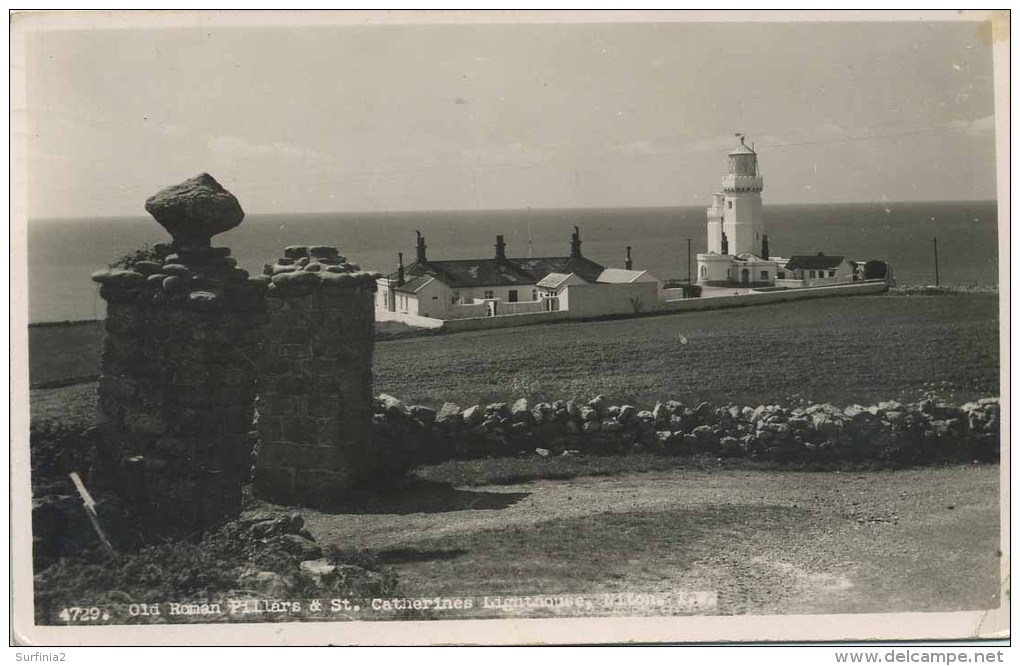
22 13 1000 218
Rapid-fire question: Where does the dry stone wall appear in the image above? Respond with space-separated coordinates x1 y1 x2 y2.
251 245 382 506
370 394 1001 466
91 174 267 539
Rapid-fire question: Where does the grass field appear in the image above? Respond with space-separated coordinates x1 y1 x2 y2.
28 321 105 387
372 294 1000 408
27 293 1000 433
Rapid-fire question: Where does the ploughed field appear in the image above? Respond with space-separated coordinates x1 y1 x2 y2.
28 294 999 433
372 294 1000 409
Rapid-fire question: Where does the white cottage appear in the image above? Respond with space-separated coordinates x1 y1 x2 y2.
777 253 854 287
376 227 606 319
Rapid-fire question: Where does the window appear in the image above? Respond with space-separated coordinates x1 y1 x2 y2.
508 290 518 303
809 270 816 278
760 271 769 280
700 266 707 278
829 270 836 277
727 201 733 209
777 271 786 279
484 290 494 299
532 289 538 300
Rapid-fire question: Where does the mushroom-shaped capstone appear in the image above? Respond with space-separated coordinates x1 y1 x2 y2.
144 173 244 249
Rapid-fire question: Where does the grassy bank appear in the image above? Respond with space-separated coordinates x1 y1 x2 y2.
411 452 942 488
28 320 105 387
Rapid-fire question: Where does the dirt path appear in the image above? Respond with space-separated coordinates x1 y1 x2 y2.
300 464 1001 617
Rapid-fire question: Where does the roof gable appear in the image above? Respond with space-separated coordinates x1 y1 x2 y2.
536 272 571 289
393 275 434 294
514 256 605 283
596 268 656 284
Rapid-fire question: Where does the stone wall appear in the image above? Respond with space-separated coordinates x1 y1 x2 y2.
252 245 382 506
370 393 1001 466
92 249 266 540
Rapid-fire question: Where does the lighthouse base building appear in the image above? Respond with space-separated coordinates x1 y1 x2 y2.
698 251 783 287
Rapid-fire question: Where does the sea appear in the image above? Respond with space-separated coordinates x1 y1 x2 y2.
25 200 999 324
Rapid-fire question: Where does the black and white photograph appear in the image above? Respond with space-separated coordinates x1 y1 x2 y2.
10 9 1009 648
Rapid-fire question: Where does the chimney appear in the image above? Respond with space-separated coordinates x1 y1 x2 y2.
415 230 427 263
495 234 507 260
761 234 770 260
570 225 582 258
721 231 729 255
625 246 633 270
396 252 405 286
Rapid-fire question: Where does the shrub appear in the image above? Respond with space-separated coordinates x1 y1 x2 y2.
864 260 889 280
680 283 702 298
109 242 173 270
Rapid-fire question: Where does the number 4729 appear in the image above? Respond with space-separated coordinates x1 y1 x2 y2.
59 606 102 622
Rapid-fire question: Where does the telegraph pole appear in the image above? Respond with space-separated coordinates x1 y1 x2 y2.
686 237 693 283
931 236 940 286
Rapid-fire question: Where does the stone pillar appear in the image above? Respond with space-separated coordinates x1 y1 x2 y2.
91 174 267 540
252 246 379 507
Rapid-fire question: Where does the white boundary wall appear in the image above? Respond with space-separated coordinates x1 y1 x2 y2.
655 279 888 314
376 279 889 333
442 310 570 332
374 308 444 329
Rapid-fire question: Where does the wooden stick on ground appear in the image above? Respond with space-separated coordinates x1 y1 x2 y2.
69 472 117 559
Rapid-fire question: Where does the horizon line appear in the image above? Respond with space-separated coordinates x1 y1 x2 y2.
27 197 999 222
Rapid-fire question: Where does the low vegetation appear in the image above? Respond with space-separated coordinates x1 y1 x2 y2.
413 453 917 488
33 512 400 625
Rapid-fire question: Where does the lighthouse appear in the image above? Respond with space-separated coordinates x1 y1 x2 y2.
707 135 765 256
697 136 780 286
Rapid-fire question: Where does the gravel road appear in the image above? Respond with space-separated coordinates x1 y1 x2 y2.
302 464 1002 617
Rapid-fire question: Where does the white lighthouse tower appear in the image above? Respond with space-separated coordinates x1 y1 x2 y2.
698 135 778 286
720 135 764 255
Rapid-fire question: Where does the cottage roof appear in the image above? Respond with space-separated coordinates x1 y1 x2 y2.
536 272 575 289
393 275 434 294
514 256 606 283
389 258 535 288
596 268 651 284
388 255 606 288
785 254 845 270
